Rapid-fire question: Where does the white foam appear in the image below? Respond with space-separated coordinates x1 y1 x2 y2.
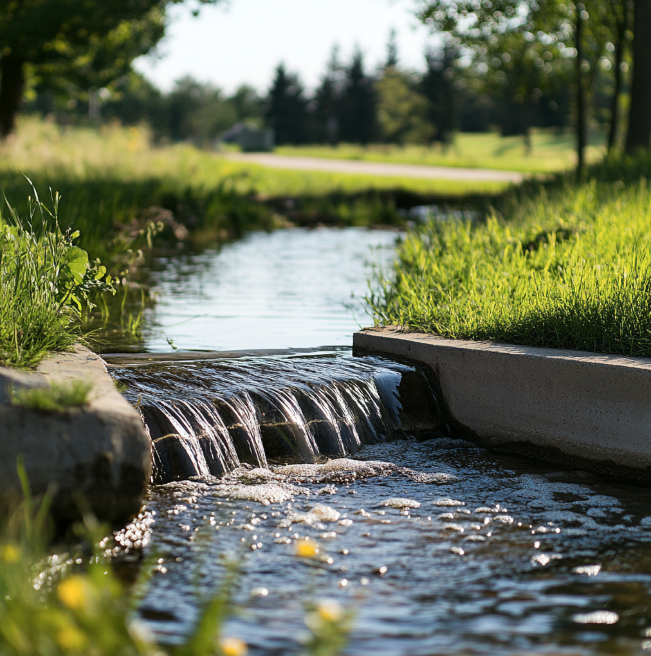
572 610 618 625
433 498 465 507
572 565 601 576
382 498 421 509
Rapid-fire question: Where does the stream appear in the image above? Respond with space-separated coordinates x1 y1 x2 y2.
108 227 651 655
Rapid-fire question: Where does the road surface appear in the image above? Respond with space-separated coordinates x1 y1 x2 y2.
224 152 524 183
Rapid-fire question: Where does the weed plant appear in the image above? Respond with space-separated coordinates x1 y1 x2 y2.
369 157 651 358
0 189 114 368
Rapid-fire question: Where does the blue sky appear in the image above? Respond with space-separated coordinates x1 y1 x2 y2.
134 0 434 94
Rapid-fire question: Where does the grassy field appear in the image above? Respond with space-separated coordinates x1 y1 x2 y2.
369 155 651 357
0 117 509 366
0 118 509 265
276 130 606 174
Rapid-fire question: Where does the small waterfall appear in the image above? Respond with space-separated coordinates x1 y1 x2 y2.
111 351 445 484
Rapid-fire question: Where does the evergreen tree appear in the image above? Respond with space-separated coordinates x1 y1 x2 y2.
265 63 307 144
339 49 378 144
421 46 457 145
385 29 399 69
312 46 344 144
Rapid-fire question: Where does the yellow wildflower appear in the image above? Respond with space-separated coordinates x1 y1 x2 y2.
295 539 319 558
57 576 88 611
220 636 247 656
0 544 20 563
317 600 343 623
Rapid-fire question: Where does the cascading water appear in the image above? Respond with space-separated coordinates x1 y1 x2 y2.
110 349 445 484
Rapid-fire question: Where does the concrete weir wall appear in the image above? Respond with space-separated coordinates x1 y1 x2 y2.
354 327 651 479
0 345 151 524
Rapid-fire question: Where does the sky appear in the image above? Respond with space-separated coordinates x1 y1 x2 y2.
134 0 435 95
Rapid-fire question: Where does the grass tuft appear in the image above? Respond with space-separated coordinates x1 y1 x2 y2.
11 380 93 412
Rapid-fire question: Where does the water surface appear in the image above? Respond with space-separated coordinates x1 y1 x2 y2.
132 227 396 352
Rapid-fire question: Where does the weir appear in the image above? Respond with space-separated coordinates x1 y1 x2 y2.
109 350 446 484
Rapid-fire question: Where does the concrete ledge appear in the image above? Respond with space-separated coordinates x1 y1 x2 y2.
0 345 151 524
354 327 651 478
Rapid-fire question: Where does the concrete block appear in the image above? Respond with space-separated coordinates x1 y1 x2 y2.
0 345 151 524
354 327 651 479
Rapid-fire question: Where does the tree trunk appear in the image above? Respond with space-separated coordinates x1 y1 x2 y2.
607 0 629 154
625 0 651 152
0 56 25 138
576 6 586 173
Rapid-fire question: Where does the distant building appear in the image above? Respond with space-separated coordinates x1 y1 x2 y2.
220 123 275 152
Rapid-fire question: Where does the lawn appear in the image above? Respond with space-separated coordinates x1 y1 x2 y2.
276 130 606 174
369 156 651 358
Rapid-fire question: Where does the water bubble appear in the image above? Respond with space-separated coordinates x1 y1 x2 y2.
450 547 465 555
251 587 269 596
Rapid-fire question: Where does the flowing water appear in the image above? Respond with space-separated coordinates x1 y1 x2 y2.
108 228 651 655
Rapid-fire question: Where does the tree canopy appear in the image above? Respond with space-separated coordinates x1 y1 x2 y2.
0 0 221 136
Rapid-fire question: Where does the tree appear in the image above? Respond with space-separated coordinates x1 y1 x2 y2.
265 63 308 144
421 45 458 145
377 67 430 144
311 46 345 144
0 0 220 137
339 49 378 144
625 0 651 151
385 29 399 69
415 0 634 169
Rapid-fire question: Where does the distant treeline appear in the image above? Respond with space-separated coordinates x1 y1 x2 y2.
26 34 617 147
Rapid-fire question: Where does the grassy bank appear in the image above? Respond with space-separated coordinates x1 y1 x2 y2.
0 117 509 365
276 130 606 174
0 118 506 264
369 155 651 358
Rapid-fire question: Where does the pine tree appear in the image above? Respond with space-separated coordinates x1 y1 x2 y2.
421 46 457 146
312 46 344 144
265 63 307 145
338 49 378 144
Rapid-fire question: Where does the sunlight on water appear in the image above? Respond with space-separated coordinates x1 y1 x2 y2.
139 227 397 352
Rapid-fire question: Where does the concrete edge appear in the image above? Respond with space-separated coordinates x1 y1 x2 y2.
353 326 651 480
0 344 151 524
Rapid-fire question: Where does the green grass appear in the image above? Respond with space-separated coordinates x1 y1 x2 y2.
276 130 606 174
0 190 116 369
369 155 651 358
11 380 93 412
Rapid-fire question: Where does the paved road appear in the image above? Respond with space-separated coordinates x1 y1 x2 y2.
224 152 524 183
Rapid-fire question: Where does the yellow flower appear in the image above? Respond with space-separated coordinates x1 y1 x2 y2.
57 624 88 651
57 576 88 611
317 600 343 623
295 539 319 558
0 544 20 563
220 636 247 656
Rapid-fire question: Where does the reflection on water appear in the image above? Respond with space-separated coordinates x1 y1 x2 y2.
132 227 396 352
